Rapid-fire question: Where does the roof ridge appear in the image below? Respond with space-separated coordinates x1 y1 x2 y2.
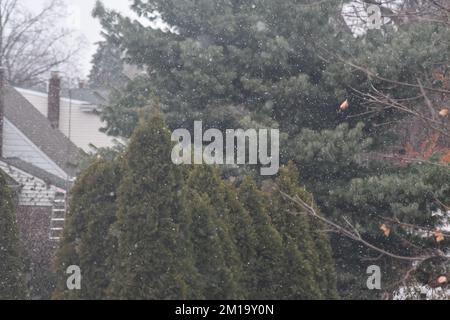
4 85 85 177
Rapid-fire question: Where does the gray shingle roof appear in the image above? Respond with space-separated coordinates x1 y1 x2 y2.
15 84 111 106
61 88 110 106
0 157 67 190
4 85 85 177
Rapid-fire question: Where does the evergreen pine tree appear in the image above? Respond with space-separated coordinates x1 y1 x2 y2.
327 163 450 298
88 41 126 89
93 0 350 137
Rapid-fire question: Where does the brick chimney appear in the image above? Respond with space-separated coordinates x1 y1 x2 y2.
0 67 5 157
48 71 61 129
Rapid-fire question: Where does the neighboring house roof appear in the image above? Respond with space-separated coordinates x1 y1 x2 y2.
0 157 67 190
61 88 110 106
16 84 111 106
0 158 67 208
4 85 84 177
15 85 120 153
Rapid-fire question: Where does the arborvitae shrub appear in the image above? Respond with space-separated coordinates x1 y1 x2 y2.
0 171 26 299
53 159 121 299
108 113 199 299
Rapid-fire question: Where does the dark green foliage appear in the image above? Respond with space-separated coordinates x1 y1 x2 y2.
289 120 450 298
287 123 375 198
89 41 127 89
0 172 26 300
182 164 338 299
84 0 450 299
270 163 338 299
93 0 352 137
238 177 284 299
328 164 450 296
182 166 247 299
323 16 450 145
53 159 121 299
94 0 447 142
108 112 199 299
182 188 242 299
55 113 338 300
99 77 149 137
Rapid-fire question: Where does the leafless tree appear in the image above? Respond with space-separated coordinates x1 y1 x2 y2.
0 0 86 86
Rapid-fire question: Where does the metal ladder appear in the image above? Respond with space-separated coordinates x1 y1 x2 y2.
49 191 67 241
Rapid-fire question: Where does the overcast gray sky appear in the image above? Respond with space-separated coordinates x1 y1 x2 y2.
27 0 137 78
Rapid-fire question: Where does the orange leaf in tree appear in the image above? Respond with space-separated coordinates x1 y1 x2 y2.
402 133 445 164
437 276 448 285
439 108 449 117
339 100 349 112
420 133 440 160
404 142 418 158
430 275 449 288
380 224 391 237
434 230 445 243
442 151 450 164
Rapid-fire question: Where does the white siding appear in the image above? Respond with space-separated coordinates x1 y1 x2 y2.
16 88 116 153
3 119 68 179
59 99 116 152
0 161 65 207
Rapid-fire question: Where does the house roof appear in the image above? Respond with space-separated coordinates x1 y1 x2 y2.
4 85 85 177
0 157 67 190
61 88 110 106
15 84 111 106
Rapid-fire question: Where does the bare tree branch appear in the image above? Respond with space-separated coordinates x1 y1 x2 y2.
0 0 86 86
279 190 447 262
